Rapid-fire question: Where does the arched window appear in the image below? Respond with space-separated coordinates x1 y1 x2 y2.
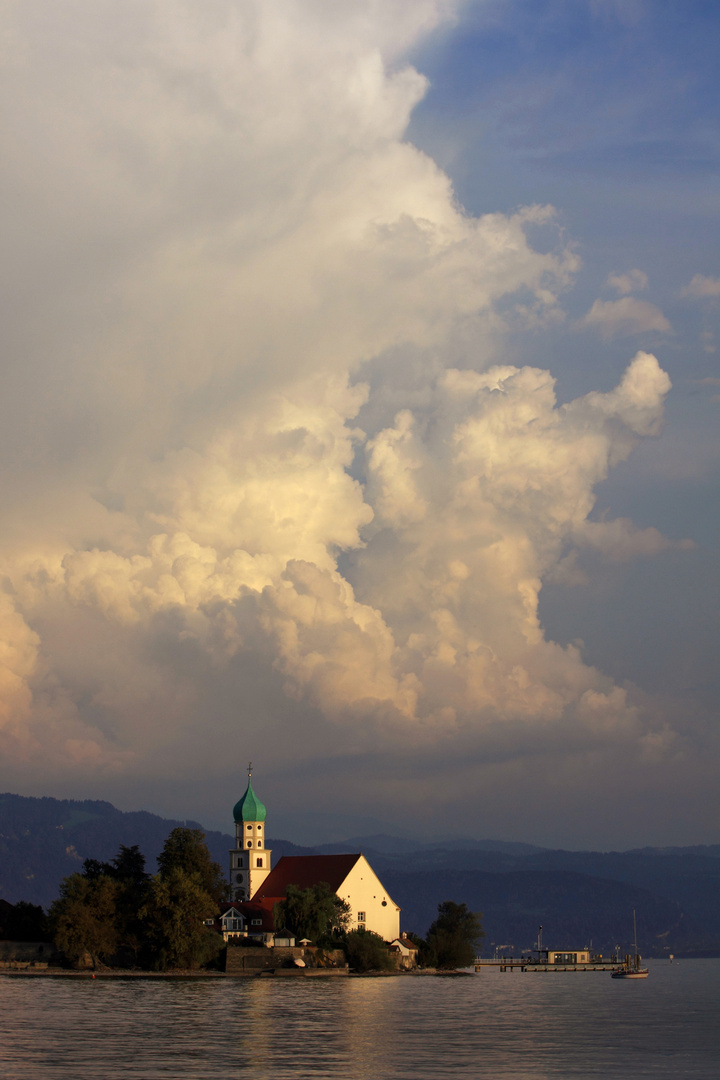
256 857 263 867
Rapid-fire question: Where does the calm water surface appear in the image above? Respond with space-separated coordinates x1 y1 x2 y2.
1 961 719 1079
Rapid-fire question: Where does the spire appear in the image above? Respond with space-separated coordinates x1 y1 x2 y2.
233 766 267 823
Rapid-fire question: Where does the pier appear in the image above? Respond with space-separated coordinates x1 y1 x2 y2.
474 958 618 973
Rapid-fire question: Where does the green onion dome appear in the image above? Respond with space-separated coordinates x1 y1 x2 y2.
233 779 267 823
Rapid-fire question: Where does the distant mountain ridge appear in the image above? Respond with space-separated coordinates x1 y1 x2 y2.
315 833 546 857
1 793 718 956
0 792 311 908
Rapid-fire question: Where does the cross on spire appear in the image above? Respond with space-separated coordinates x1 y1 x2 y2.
248 761 253 778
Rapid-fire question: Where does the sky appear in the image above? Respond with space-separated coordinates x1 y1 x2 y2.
1 0 718 851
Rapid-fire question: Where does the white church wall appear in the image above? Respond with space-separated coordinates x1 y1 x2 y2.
337 855 400 941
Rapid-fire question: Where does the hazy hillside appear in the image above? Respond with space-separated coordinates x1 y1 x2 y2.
1 793 718 956
0 793 309 908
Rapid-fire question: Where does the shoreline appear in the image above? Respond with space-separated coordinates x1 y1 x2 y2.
0 966 469 980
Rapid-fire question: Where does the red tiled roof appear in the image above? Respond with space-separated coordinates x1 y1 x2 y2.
253 854 362 900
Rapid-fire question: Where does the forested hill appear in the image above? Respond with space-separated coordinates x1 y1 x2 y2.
2 793 718 956
0 792 309 908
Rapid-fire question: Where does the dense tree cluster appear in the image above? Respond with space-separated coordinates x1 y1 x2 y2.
273 886 483 972
343 928 394 972
274 882 351 944
273 884 391 972
5 831 483 975
47 828 226 970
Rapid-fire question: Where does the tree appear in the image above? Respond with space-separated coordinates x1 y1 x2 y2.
1 901 50 942
112 844 150 889
274 882 351 943
81 857 114 881
139 828 225 969
111 845 151 963
140 867 222 970
48 843 154 968
425 901 484 969
49 873 118 967
156 828 227 904
344 928 393 972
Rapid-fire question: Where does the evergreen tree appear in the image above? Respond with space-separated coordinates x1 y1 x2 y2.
112 844 150 889
112 845 151 963
155 828 227 904
81 857 114 880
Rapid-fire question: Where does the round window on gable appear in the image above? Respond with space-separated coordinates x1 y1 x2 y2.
381 901 387 907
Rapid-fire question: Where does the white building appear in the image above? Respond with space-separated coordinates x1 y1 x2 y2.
227 771 401 941
254 852 401 941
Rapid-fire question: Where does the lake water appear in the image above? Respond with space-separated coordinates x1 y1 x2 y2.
1 961 719 1079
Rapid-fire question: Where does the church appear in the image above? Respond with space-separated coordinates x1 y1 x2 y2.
220 768 401 942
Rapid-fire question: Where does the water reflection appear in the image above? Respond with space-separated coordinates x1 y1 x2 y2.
0 963 718 1079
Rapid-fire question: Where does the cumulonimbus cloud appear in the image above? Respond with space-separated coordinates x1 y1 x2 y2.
0 1 685 786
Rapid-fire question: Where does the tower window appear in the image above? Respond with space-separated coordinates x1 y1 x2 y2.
256 857 263 867
257 825 262 831
357 912 366 923
247 841 252 847
247 825 252 831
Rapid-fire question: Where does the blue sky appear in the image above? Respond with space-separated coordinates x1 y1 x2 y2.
407 0 720 718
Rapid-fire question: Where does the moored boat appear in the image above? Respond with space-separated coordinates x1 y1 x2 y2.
611 910 648 979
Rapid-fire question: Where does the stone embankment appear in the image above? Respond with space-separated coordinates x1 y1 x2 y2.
225 945 347 976
0 940 60 971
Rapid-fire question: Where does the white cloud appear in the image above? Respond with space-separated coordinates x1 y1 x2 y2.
0 1 686 801
579 297 671 339
606 269 648 295
680 274 720 300
573 518 694 561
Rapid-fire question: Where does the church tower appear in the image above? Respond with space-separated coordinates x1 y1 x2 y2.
228 764 272 901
